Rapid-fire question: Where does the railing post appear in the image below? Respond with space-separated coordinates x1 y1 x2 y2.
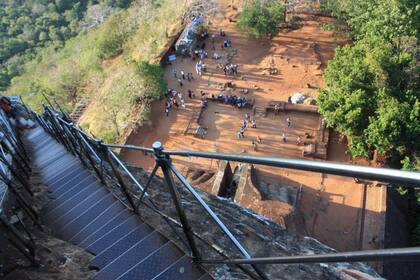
61 123 89 168
0 213 39 267
44 108 75 154
99 141 137 211
71 130 105 184
152 141 201 261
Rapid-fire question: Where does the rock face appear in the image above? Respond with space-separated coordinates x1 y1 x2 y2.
119 165 381 280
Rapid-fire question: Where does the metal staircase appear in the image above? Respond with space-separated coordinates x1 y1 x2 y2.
24 127 211 280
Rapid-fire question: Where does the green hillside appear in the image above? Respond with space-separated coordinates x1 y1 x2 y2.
0 0 133 91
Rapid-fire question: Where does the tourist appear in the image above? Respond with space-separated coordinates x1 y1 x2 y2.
178 92 182 99
282 133 287 142
211 34 216 50
189 72 193 80
252 119 257 128
223 66 227 76
240 127 245 138
165 107 169 116
181 99 186 109
174 99 179 108
178 78 183 87
219 28 225 37
297 136 302 145
173 68 177 78
257 135 262 144
237 131 242 139
286 117 291 127
188 90 192 99
252 140 258 151
181 70 185 80
274 104 280 115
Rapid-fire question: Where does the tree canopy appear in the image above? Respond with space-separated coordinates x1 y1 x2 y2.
318 0 420 160
318 0 420 244
236 0 285 38
0 0 133 91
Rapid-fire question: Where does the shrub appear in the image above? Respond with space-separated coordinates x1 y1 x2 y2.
237 0 285 38
137 61 167 99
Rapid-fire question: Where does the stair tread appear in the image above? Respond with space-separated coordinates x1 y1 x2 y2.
47 187 109 228
48 169 91 191
116 242 184 280
91 223 154 269
86 214 141 254
69 201 126 244
47 177 100 211
59 193 116 240
93 231 168 280
45 178 100 215
79 208 132 247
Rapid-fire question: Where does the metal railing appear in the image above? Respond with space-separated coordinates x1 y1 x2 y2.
0 107 41 267
30 101 420 279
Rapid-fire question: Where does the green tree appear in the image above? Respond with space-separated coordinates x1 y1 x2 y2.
236 0 285 38
318 0 419 159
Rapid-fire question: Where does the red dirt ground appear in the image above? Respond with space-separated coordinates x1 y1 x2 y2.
122 0 386 252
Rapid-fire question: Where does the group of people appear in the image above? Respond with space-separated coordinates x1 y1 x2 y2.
281 116 312 145
223 63 238 76
195 60 207 76
236 112 257 140
173 68 194 87
212 94 250 109
194 49 208 60
165 89 188 116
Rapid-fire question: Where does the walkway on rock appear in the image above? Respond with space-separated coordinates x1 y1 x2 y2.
24 126 211 280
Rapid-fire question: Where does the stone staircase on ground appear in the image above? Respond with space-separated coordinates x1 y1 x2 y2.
24 127 212 280
253 106 266 118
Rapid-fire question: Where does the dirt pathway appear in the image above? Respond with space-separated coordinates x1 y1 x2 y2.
122 0 386 253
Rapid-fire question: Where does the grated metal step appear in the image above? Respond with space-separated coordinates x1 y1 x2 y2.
48 169 91 191
58 193 116 239
78 209 132 247
46 177 101 210
93 231 168 280
50 175 97 199
116 242 184 280
68 201 127 244
47 188 109 228
42 160 83 184
44 179 100 216
91 223 154 269
86 215 141 254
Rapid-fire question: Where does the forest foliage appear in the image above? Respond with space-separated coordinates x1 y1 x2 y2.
236 0 285 38
0 0 133 91
318 0 419 162
318 0 420 244
5 0 188 142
